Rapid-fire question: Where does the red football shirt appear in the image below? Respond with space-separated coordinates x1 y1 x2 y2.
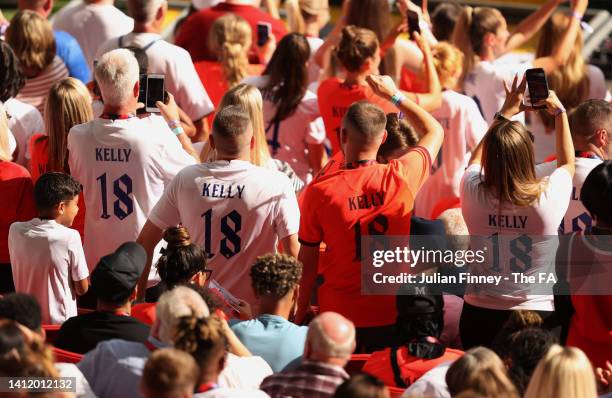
175 3 287 62
299 147 431 327
317 78 399 154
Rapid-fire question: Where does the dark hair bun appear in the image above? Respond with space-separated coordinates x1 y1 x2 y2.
164 226 192 249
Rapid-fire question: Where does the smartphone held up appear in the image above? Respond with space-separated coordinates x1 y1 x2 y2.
525 68 549 110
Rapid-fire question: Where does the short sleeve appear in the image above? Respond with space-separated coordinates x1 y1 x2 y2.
393 146 432 194
149 175 181 229
297 185 323 246
173 50 215 120
68 231 89 281
305 117 326 145
460 164 483 206
273 177 300 239
542 167 572 220
157 134 197 184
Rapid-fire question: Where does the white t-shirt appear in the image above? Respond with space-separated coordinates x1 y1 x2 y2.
52 2 134 68
8 128 17 157
218 353 273 390
148 160 300 303
95 33 214 121
401 361 452 398
464 58 532 125
4 98 44 166
55 363 97 398
414 90 487 218
460 163 572 311
527 65 612 163
306 36 324 84
536 156 602 234
67 114 195 272
8 218 89 325
242 75 326 183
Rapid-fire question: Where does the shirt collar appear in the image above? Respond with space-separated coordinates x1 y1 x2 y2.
299 360 350 379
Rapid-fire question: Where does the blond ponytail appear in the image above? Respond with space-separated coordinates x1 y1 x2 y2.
208 14 252 88
452 6 475 90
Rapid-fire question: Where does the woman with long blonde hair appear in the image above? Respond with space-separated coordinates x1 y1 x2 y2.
459 77 575 349
524 345 598 398
530 12 611 162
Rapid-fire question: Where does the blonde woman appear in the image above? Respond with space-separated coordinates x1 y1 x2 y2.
29 77 92 239
5 11 69 115
414 42 488 219
530 12 611 162
524 345 598 398
201 84 304 191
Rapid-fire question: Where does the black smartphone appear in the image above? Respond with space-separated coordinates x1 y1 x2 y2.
257 22 271 47
145 74 165 113
407 10 420 39
526 68 549 109
137 74 147 114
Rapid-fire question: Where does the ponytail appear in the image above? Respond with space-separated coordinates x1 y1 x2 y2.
208 14 251 88
452 6 475 90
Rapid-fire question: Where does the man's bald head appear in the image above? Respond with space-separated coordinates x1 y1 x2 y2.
305 312 355 364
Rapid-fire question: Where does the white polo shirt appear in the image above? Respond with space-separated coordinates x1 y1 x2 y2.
9 218 89 325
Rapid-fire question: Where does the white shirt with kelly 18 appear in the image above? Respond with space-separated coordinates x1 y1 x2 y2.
68 114 196 274
9 218 89 325
460 164 572 311
148 160 300 304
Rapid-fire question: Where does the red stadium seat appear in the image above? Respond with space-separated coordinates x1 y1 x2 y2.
388 386 405 398
42 324 61 343
345 354 371 375
52 347 83 364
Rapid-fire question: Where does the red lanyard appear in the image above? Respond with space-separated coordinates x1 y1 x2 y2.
196 383 219 393
143 340 157 352
100 113 136 120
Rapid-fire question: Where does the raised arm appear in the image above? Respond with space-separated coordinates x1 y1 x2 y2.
313 0 349 68
366 74 444 162
505 0 566 52
401 31 442 112
535 91 575 176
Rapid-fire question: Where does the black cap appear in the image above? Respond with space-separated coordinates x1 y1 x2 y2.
90 242 146 303
396 294 444 318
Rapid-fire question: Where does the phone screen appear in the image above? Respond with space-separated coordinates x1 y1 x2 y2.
526 68 549 108
146 76 165 111
257 23 271 47
407 10 420 38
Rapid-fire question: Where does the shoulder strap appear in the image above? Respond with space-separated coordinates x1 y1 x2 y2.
118 35 160 51
390 347 408 389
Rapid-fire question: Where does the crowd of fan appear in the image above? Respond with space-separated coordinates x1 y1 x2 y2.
0 0 611 396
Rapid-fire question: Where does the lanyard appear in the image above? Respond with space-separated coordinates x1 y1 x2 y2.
100 113 136 120
196 383 219 393
143 340 157 352
575 151 602 161
342 159 378 170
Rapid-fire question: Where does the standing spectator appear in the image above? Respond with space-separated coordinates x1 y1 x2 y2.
96 0 214 142
296 75 443 351
6 11 69 115
261 312 354 398
459 79 574 348
230 253 308 372
54 242 151 354
140 348 200 398
244 33 326 183
536 100 611 233
430 1 462 42
0 107 36 293
0 41 44 168
8 172 89 324
67 49 195 275
175 0 287 62
18 0 91 83
137 105 299 305
52 0 134 68
524 345 598 398
333 374 390 398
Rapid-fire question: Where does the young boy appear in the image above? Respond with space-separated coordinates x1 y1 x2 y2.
9 172 89 324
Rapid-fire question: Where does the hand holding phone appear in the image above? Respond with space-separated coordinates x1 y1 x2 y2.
407 10 420 39
257 22 272 47
525 68 549 110
145 74 165 113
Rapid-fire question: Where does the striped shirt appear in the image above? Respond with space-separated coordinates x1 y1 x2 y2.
16 56 69 115
260 360 349 398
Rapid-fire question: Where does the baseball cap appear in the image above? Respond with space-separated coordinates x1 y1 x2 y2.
90 242 146 303
396 294 444 318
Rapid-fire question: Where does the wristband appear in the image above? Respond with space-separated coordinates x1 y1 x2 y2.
554 107 566 117
571 11 583 21
390 92 406 107
167 119 181 129
172 126 185 136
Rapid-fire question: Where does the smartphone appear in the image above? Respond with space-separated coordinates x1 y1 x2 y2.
257 22 271 47
407 10 420 39
136 74 147 114
526 68 549 109
145 74 165 113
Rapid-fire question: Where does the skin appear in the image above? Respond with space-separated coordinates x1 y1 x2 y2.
303 312 355 367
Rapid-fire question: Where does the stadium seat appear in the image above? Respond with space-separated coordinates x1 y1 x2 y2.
388 386 405 398
345 353 371 375
42 324 61 343
52 347 83 364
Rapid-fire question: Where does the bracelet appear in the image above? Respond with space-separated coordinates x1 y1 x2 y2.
390 92 406 107
571 11 583 21
172 126 185 136
554 107 566 117
167 119 181 129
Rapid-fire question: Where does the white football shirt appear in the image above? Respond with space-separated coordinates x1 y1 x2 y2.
9 218 89 325
95 33 215 121
242 76 326 183
464 58 532 125
148 160 300 304
536 156 602 234
67 114 195 272
460 164 572 311
414 90 487 218
52 2 134 68
4 98 44 167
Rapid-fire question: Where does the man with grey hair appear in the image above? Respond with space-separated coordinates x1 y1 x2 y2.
68 48 195 280
260 312 355 398
95 0 214 141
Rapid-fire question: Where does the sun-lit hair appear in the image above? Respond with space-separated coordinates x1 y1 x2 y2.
156 286 210 344
481 120 544 207
286 0 324 34
5 10 56 76
432 42 464 90
336 26 380 73
452 6 503 89
208 14 252 88
95 49 140 107
43 78 93 173
524 345 598 398
0 104 11 162
127 0 165 23
535 12 589 130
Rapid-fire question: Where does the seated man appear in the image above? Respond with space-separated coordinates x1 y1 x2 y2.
54 242 151 354
230 253 308 372
261 312 354 398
